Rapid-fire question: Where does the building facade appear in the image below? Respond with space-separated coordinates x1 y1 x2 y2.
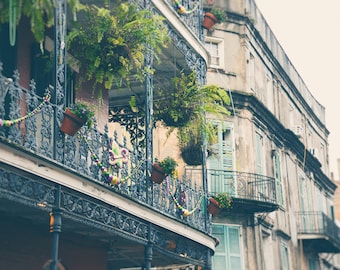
203 0 340 269
1 0 340 269
0 0 215 269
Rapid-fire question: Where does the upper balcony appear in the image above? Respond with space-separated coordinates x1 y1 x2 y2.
0 64 209 231
0 63 216 268
187 168 278 214
296 211 340 253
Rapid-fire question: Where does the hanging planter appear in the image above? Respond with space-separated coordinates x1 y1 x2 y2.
150 157 178 184
207 197 221 216
60 102 95 136
202 8 226 30
207 193 232 216
202 12 218 30
180 144 202 166
60 108 86 136
151 163 167 184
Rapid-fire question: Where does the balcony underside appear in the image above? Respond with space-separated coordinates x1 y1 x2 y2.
223 197 278 214
0 163 209 269
0 205 194 269
299 234 340 253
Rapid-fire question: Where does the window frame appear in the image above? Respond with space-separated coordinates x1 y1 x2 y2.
205 37 225 69
212 223 244 270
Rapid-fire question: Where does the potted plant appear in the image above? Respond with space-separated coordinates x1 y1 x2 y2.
60 102 95 136
178 121 218 166
202 8 226 30
214 192 232 209
151 157 178 184
154 70 230 166
154 70 230 128
207 192 232 216
207 197 221 216
67 3 170 95
154 71 198 127
155 70 230 165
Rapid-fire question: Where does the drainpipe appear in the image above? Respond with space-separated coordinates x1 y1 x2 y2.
50 185 62 270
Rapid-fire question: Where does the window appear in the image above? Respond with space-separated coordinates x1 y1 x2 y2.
31 37 75 105
273 150 284 206
255 132 264 175
0 23 17 77
212 224 243 270
247 52 255 91
208 122 235 194
308 257 320 270
280 242 290 270
205 37 224 69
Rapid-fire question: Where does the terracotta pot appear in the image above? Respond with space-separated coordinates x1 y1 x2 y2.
207 197 220 216
202 12 218 30
151 163 166 184
60 108 86 136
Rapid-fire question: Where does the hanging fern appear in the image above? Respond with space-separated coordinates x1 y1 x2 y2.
0 0 82 44
67 3 170 92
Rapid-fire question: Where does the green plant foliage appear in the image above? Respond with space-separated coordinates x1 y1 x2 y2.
68 102 95 129
154 70 230 165
214 192 232 209
154 70 230 128
210 8 226 23
0 0 82 43
158 156 178 176
67 3 170 93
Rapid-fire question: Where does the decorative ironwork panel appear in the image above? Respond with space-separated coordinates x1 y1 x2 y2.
0 167 210 267
164 0 204 41
204 168 277 203
0 168 56 209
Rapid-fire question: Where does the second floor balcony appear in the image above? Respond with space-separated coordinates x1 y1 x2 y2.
296 211 340 253
187 168 278 214
0 66 209 234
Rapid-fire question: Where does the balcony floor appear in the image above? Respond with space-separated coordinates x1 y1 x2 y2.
226 197 278 214
299 234 340 253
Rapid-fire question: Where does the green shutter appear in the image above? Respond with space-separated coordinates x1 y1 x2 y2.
255 133 263 175
280 242 290 270
208 123 234 194
222 127 234 194
274 152 284 205
212 224 243 270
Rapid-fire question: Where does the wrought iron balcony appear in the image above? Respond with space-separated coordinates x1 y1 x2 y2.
296 211 340 253
163 0 204 41
186 168 278 213
0 65 208 234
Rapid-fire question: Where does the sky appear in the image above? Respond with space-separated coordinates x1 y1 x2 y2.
254 0 340 178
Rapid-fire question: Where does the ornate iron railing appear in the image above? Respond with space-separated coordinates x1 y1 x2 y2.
186 168 277 206
296 211 340 247
0 64 208 233
164 0 204 41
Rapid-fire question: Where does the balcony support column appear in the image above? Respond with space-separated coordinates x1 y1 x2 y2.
144 45 154 204
49 185 62 270
53 0 67 162
144 242 153 270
